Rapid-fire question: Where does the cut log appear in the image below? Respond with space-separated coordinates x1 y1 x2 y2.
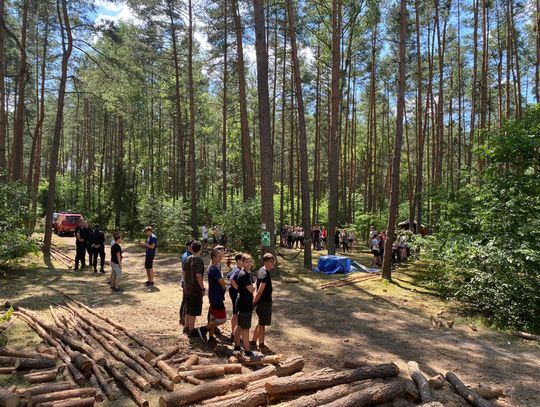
155 361 181 383
23 371 57 383
236 354 282 366
21 382 77 398
126 368 152 392
273 380 379 407
0 367 15 375
202 386 266 407
184 376 203 386
38 397 95 407
35 344 57 356
150 345 181 367
189 364 243 374
159 376 249 406
343 360 370 369
180 366 225 380
27 388 96 407
5 387 15 394
245 356 304 382
63 296 162 356
0 386 20 407
177 354 197 371
428 373 445 389
160 377 175 391
265 363 399 396
445 372 493 407
418 402 445 407
474 386 504 400
89 375 104 403
91 364 118 401
105 363 149 407
0 357 55 371
407 361 433 402
512 330 540 342
0 348 57 361
318 380 408 407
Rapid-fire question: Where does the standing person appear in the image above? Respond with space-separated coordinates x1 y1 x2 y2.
198 249 227 343
91 225 105 273
201 224 209 252
312 226 320 250
341 229 350 253
227 253 243 340
251 253 275 352
287 227 293 248
140 226 157 286
183 241 205 338
378 232 385 263
369 226 378 245
179 240 194 332
233 253 255 356
334 228 341 252
321 226 327 249
110 232 123 292
81 222 93 265
371 233 381 267
348 229 355 252
74 220 86 270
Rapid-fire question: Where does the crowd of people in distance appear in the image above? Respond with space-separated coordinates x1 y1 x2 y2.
280 225 356 253
369 226 410 267
179 239 275 355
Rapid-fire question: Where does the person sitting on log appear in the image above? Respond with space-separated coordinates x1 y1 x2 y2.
233 253 255 357
183 240 205 338
198 248 227 343
250 252 275 352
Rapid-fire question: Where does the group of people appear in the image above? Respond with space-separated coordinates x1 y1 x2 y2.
74 221 107 273
73 224 158 293
280 225 356 253
369 226 409 267
334 228 355 253
280 226 305 249
179 240 274 355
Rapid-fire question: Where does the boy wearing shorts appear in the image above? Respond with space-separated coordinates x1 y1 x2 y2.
140 226 157 286
233 254 255 356
183 241 205 337
198 249 227 343
227 253 243 340
251 253 274 351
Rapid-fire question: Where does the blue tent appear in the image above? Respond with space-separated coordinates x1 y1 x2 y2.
314 255 353 274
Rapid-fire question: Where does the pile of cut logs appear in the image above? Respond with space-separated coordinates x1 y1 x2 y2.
0 296 504 407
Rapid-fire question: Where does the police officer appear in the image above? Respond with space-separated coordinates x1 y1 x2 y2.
81 222 93 264
91 225 106 273
74 220 87 270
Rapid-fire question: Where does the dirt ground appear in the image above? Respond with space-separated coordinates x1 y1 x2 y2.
1 234 540 406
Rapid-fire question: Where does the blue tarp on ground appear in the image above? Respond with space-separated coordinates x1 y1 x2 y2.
314 255 354 274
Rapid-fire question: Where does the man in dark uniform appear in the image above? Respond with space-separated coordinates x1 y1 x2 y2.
81 222 93 264
74 220 87 270
91 225 106 273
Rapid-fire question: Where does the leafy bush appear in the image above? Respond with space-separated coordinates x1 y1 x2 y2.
420 105 540 333
0 177 37 263
219 198 261 257
138 194 190 248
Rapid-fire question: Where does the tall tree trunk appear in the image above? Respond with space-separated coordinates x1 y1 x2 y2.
327 0 342 255
253 0 275 256
0 0 6 174
167 0 185 200
222 0 228 210
231 0 256 200
312 44 321 226
413 0 423 233
188 0 197 237
43 0 73 252
30 18 49 230
287 0 312 269
536 0 540 102
468 0 479 178
10 0 28 181
382 0 407 281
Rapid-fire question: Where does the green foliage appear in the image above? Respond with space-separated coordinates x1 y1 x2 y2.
353 212 387 240
138 194 190 248
0 306 13 323
0 177 37 263
219 199 261 258
420 106 540 333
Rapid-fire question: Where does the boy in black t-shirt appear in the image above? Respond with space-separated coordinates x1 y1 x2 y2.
227 253 243 340
251 253 275 351
183 241 205 337
233 253 255 356
110 233 123 292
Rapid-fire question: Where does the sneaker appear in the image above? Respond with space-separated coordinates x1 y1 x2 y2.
197 326 208 342
144 280 150 286
214 327 221 335
147 281 155 286
188 330 199 338
207 336 217 344
233 345 242 352
183 327 190 335
258 344 270 352
112 288 124 292
244 350 254 357
99 269 105 273
249 341 257 349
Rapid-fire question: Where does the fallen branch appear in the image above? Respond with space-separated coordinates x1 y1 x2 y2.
446 372 493 407
512 330 540 342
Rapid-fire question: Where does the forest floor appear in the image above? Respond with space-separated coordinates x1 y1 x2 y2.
1 234 540 406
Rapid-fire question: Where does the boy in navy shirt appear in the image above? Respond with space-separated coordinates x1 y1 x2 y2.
180 240 194 331
198 248 226 343
140 226 157 286
227 253 243 340
233 253 255 356
251 253 275 351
